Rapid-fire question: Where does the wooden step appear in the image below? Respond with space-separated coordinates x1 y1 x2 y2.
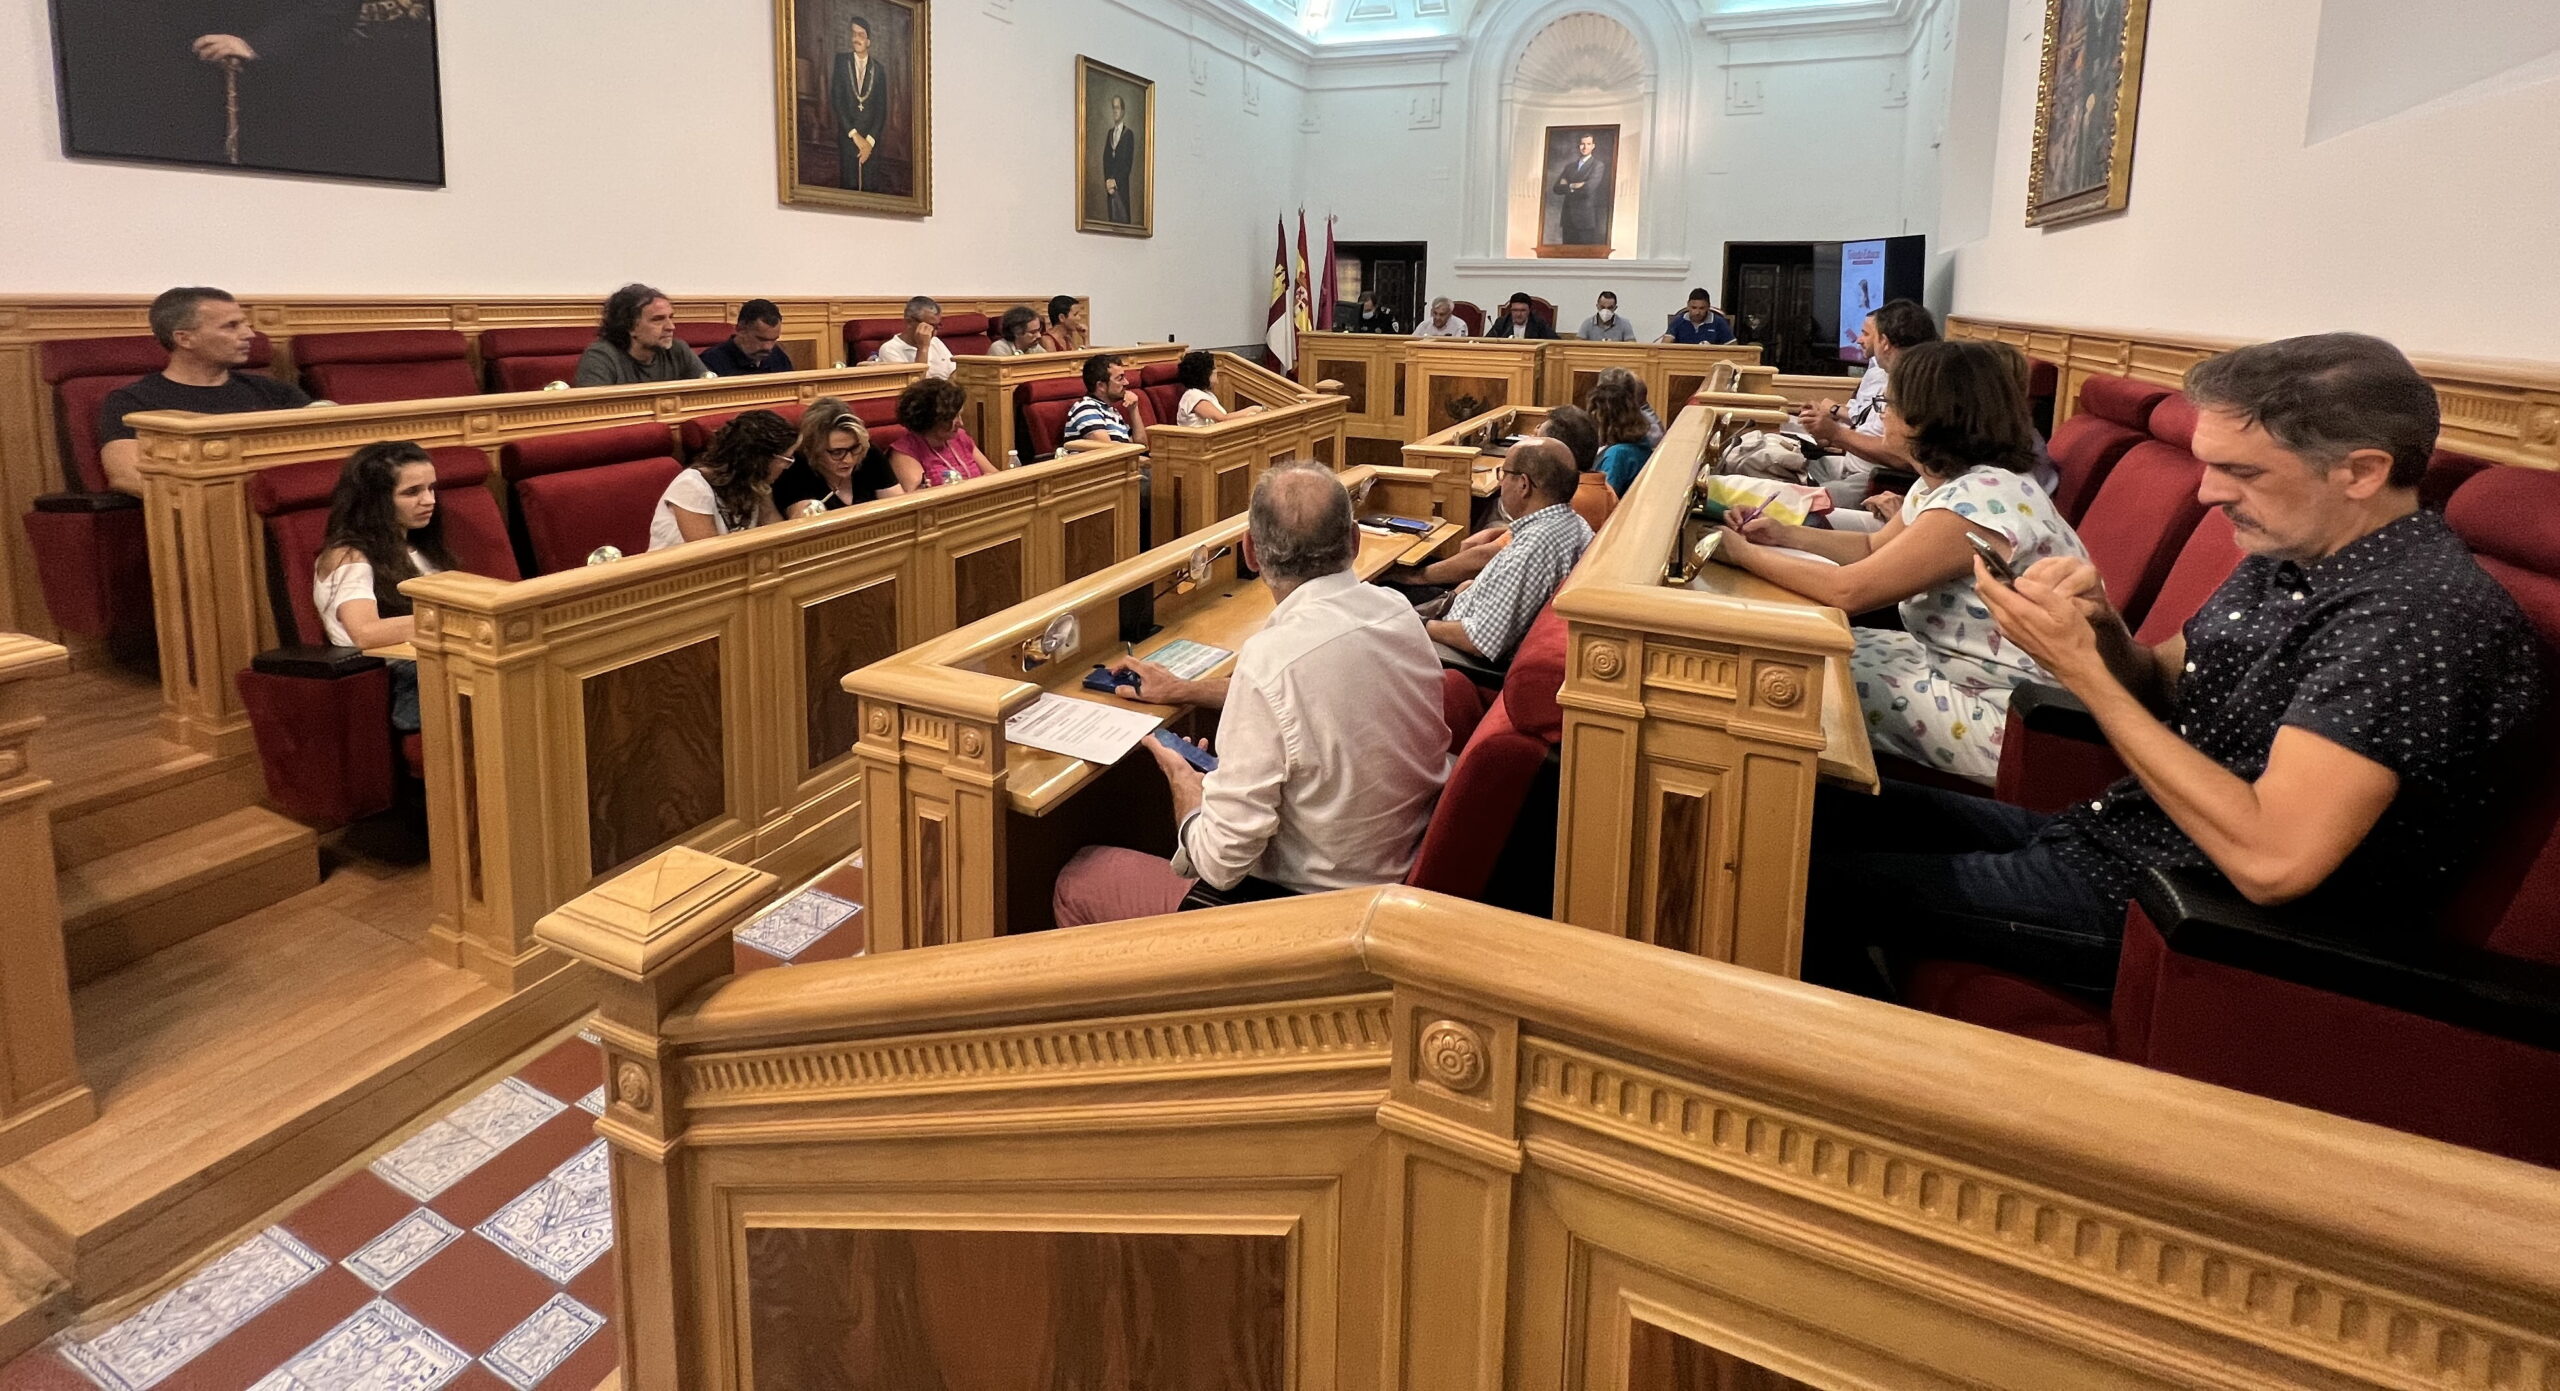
57 808 320 985
0 1222 69 1364
49 750 267 870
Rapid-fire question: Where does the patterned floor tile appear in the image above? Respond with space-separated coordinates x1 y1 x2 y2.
383 1236 557 1358
732 889 860 960
153 1270 373 1391
246 1300 468 1391
509 1041 602 1112
58 1228 329 1391
475 1143 612 1285
427 1112 600 1233
281 1172 419 1264
573 1087 604 1117
371 1080 566 1203
342 1212 463 1292
477 1296 603 1391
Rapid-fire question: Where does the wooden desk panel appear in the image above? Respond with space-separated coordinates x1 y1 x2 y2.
1406 339 1545 440
948 342 1186 471
1295 331 1410 464
1542 341 1763 417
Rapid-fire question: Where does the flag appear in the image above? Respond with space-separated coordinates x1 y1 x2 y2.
1317 216 1340 331
1292 210 1315 336
1264 217 1294 371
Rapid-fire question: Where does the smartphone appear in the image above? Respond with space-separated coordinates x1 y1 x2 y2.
1966 532 2018 585
1152 728 1218 773
1082 664 1126 695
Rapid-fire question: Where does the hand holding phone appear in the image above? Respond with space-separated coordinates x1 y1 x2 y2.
1151 729 1218 773
1966 532 2018 586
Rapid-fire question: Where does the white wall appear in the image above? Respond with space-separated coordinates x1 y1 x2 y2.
0 0 1305 347
1946 0 2560 361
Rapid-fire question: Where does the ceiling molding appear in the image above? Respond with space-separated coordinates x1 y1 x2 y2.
1694 0 1931 39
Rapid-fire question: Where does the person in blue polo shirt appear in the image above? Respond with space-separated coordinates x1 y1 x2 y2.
1660 287 1736 345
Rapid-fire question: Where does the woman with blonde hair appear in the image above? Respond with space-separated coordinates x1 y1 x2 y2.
773 397 893 515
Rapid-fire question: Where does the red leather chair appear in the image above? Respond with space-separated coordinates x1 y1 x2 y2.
1021 377 1092 460
844 318 907 366
1528 297 1559 333
479 327 593 393
938 312 993 355
24 334 278 639
236 449 519 825
1136 361 1185 426
677 403 810 457
676 323 732 353
291 330 476 405
1450 302 1486 337
1406 606 1568 913
502 424 682 573
1920 464 2560 1166
2046 374 2173 523
2071 394 2210 632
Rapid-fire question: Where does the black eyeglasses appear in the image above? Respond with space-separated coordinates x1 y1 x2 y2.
823 443 862 459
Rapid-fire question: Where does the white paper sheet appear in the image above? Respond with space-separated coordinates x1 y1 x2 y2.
1004 692 1163 765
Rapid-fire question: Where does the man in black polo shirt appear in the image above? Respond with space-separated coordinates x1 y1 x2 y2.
1805 333 2545 994
698 300 795 376
97 287 311 494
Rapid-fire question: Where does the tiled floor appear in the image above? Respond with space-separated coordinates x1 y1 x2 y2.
1 860 866 1391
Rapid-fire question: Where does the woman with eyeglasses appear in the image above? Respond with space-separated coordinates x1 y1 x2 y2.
648 408 798 550
773 397 896 516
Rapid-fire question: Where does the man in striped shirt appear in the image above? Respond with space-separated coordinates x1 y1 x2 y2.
1065 354 1149 447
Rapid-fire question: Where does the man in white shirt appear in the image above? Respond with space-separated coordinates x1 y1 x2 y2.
870 295 956 379
1576 290 1635 342
1413 296 1470 339
1794 298 1935 505
1052 461 1453 924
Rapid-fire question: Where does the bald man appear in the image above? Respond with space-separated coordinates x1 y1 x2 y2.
1055 461 1452 924
1426 437 1591 663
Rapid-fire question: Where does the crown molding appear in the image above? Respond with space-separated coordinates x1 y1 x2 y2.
1695 0 1931 38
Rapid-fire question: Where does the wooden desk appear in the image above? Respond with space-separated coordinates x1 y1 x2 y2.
1541 340 1762 415
845 464 1456 950
362 641 418 661
1552 404 1873 977
948 342 1186 470
1404 403 1552 525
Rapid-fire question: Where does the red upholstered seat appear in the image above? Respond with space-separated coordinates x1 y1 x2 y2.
1529 297 1558 330
677 403 809 457
2421 447 2494 512
291 330 477 405
2046 374 2173 523
479 326 593 393
238 448 517 826
844 318 907 366
502 425 683 572
1940 462 2560 1166
939 312 992 355
1407 605 1567 903
2074 434 2208 631
676 323 732 351
1021 377 1093 460
1450 302 1485 337
24 334 278 637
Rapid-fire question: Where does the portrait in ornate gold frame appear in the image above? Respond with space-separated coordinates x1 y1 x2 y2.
776 0 932 216
1075 56 1155 237
2026 0 2150 227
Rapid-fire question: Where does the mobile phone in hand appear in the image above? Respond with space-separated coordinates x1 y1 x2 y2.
1152 728 1218 773
1966 532 2018 585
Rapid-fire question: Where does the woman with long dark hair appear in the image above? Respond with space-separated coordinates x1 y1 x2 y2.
1710 339 2090 783
1588 368 1655 494
314 441 457 732
648 409 797 549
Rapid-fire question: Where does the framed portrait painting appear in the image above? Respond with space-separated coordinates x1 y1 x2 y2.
1535 124 1619 257
778 0 932 216
48 0 446 185
2027 0 2151 227
1076 57 1153 237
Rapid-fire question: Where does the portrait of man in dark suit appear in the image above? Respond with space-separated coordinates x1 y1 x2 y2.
783 0 929 215
829 13 889 193
49 0 446 185
1540 126 1618 252
1075 57 1153 236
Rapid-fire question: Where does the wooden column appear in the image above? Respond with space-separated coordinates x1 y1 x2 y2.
0 635 96 1164
1377 988 1522 1391
534 846 777 1391
134 448 266 756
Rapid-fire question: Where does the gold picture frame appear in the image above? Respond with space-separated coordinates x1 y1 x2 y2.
776 0 932 217
1075 56 1154 237
2026 0 2150 227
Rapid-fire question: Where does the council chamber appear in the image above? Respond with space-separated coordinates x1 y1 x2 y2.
0 0 2554 1387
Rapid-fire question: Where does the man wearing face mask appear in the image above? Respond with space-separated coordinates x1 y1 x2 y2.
1577 290 1636 342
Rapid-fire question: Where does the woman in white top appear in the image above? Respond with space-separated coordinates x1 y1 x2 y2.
649 409 800 551
1710 340 2092 783
1170 349 1264 429
312 441 454 732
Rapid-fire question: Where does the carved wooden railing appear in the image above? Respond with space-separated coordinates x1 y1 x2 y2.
1950 314 2560 471
947 341 1187 473
1293 330 1412 466
400 443 1147 990
0 291 1070 640
1139 356 1349 547
1553 404 1875 972
1402 400 1551 525
538 862 2560 1391
124 366 919 758
0 633 92 1165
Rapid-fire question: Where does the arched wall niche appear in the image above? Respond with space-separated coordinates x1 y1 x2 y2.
1458 0 1695 275
1504 12 1649 256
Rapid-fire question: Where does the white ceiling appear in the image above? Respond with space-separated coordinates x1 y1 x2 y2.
1197 0 1921 48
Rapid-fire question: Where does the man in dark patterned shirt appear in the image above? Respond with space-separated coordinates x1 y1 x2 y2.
1805 333 2546 995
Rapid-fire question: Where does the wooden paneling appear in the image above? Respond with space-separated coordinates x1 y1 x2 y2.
916 813 946 948
1541 342 1763 420
1139 378 1348 547
1949 315 2560 471
1425 375 1510 436
1061 512 1118 584
1317 356 1370 415
533 861 2560 1391
802 579 900 773
743 1228 1287 1391
1219 464 1253 521
1649 785 1709 958
0 635 94 1166
583 638 726 878
952 538 1025 629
